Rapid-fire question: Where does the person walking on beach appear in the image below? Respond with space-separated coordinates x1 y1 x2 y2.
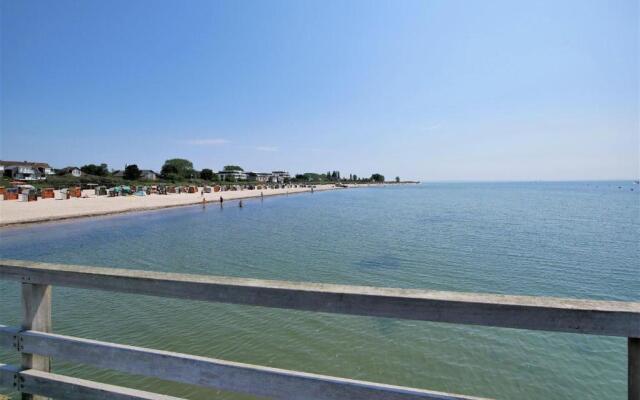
219 196 223 203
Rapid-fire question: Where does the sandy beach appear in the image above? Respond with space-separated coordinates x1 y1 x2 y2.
0 185 339 227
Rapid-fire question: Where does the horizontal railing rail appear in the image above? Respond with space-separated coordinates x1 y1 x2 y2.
0 363 182 400
1 259 638 337
0 259 638 400
0 326 484 400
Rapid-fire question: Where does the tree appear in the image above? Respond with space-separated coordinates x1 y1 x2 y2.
200 168 214 181
395 176 400 183
161 159 194 179
371 173 385 183
80 164 108 176
223 165 243 172
124 164 141 180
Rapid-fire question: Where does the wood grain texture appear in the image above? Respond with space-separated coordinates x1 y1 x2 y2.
631 337 640 400
1 259 638 337
0 364 183 400
1 328 488 400
21 283 51 400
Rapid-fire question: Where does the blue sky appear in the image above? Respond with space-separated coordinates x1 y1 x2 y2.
1 0 638 180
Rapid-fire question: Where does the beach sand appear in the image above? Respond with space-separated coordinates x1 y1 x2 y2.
0 185 338 227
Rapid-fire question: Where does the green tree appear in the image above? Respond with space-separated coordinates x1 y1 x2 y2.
124 164 141 180
80 164 108 176
371 173 385 183
161 159 194 179
223 165 243 172
200 168 214 180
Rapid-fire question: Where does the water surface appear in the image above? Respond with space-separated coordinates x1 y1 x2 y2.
1 182 638 399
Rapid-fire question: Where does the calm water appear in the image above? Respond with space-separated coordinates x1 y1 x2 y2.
1 182 638 399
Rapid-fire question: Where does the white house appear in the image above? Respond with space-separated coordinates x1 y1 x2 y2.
140 170 159 181
246 172 271 182
217 170 247 181
270 171 290 183
59 167 82 177
0 161 54 180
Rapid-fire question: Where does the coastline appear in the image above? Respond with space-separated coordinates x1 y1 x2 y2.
0 184 340 228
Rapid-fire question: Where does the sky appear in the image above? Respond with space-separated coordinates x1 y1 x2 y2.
1 0 638 181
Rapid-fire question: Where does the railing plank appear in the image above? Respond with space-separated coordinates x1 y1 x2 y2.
0 363 17 389
0 326 489 400
631 337 640 400
0 325 17 349
21 283 52 400
1 259 638 337
0 363 183 400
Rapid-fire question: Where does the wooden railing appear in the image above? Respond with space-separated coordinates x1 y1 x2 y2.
0 259 638 400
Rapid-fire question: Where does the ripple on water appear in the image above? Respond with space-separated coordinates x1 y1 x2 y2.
0 182 637 399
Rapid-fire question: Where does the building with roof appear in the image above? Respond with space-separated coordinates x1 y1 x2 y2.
217 170 247 181
139 170 159 181
246 172 272 182
0 160 54 181
58 167 82 177
270 171 290 183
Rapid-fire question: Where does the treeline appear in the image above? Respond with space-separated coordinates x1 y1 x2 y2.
69 159 388 184
294 172 386 183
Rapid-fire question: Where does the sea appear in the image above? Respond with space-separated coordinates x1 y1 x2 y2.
1 181 638 399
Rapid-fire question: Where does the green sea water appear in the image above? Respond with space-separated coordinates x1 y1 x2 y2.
1 181 638 399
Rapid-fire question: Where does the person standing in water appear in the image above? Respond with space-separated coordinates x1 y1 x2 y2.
239 200 243 208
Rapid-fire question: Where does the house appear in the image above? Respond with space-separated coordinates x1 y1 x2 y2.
58 167 82 177
246 172 271 182
0 160 54 181
140 170 159 181
111 169 157 180
217 170 247 181
270 171 290 183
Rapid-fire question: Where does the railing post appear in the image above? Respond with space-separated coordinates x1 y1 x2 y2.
631 337 640 400
21 283 52 400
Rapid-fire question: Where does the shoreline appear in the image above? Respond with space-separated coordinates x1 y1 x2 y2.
0 185 341 228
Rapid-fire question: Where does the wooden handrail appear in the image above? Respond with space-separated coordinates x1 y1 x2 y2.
0 364 182 400
0 327 486 400
1 259 638 337
0 259 638 399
